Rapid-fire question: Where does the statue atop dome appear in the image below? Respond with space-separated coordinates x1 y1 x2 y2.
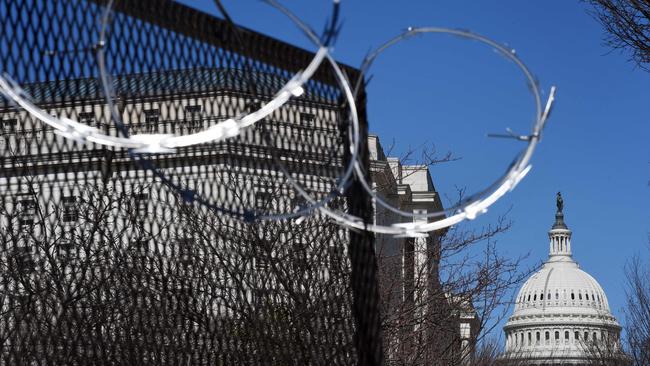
552 192 568 230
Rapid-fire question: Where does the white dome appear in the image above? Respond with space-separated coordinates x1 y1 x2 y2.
513 258 610 315
500 195 623 365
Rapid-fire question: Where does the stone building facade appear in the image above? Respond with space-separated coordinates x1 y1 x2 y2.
368 135 480 365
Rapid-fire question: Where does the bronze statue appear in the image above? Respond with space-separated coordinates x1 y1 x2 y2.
556 191 563 213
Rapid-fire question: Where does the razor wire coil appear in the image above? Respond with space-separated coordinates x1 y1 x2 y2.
0 0 556 236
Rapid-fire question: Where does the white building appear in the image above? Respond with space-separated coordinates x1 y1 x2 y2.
500 193 625 365
0 66 365 363
368 135 480 365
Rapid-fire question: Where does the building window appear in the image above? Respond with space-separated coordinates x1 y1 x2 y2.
565 331 569 341
142 109 160 133
527 332 531 345
184 105 202 115
291 195 307 214
584 331 589 341
571 291 575 300
299 112 315 126
545 331 550 341
255 256 270 271
144 109 160 121
62 196 79 222
575 331 580 341
133 193 149 215
177 236 194 264
593 332 597 341
78 112 95 126
555 331 559 340
57 227 76 259
13 246 35 272
57 240 75 259
17 198 37 229
252 288 279 307
245 101 262 113
327 244 342 269
132 193 149 227
130 239 149 257
184 105 202 131
536 332 540 343
1 118 17 136
19 198 36 215
255 190 276 211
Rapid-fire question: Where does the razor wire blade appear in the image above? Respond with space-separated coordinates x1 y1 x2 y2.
0 0 556 237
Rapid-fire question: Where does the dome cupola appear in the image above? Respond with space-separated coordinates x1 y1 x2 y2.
549 192 572 258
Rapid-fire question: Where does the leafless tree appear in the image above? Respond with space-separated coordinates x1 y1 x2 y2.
377 217 532 366
373 145 533 366
580 336 631 365
469 336 539 366
585 0 650 70
474 338 629 366
471 336 503 366
164 181 357 364
622 248 650 366
0 130 532 366
0 177 143 364
0 158 359 365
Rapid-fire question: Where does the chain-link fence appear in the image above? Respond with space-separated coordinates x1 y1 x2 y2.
0 0 382 364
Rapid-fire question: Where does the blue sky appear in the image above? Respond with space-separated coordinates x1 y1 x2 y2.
179 0 649 341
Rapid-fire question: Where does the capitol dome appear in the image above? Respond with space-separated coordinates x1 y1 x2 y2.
499 193 625 365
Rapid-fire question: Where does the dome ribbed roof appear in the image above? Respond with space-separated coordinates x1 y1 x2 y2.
510 194 612 317
513 259 610 315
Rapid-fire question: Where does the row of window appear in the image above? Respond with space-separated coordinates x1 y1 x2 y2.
518 289 602 305
7 229 77 272
128 108 317 133
12 196 78 226
10 191 151 231
253 187 308 213
6 235 202 273
10 186 321 230
510 328 615 347
1 107 319 135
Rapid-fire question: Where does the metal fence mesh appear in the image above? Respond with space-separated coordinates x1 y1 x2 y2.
0 0 382 364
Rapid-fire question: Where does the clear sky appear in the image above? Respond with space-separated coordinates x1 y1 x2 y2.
179 0 649 342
